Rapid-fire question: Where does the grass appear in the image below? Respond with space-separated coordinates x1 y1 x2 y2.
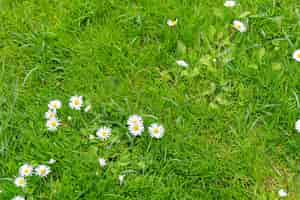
1 0 300 199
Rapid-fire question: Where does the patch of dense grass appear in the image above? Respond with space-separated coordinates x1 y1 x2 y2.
1 0 300 199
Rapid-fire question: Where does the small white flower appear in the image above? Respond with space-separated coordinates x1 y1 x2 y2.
12 196 25 200
127 115 143 126
295 119 300 132
278 189 288 198
35 165 51 177
84 104 92 112
167 19 178 27
89 134 95 140
118 175 125 185
176 60 189 68
19 164 33 177
129 122 144 137
48 159 56 164
48 100 62 110
233 20 247 32
46 118 60 132
98 158 106 168
292 50 300 62
45 110 56 119
224 0 236 8
96 127 112 140
69 96 83 110
14 177 26 188
149 123 165 139
67 116 72 121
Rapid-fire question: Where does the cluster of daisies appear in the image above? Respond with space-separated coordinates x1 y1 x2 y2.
45 96 85 131
11 161 53 200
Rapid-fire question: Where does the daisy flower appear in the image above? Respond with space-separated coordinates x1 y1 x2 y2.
35 165 51 177
14 177 26 188
48 100 62 110
98 158 106 168
96 127 112 140
19 164 33 177
69 96 83 110
167 18 178 27
129 122 144 137
292 50 300 62
149 123 165 139
45 109 56 119
127 115 143 126
12 196 25 200
48 158 56 164
118 175 125 185
224 0 236 7
295 119 300 132
46 118 60 132
278 189 287 198
233 20 247 32
176 60 189 68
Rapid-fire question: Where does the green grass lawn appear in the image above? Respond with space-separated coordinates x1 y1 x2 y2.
1 0 300 199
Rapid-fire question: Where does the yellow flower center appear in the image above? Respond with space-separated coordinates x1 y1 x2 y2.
74 99 80 106
153 128 159 134
51 121 57 127
18 179 25 185
24 168 29 174
40 168 46 175
236 24 241 29
133 125 139 131
53 102 58 108
102 132 107 137
297 53 300 59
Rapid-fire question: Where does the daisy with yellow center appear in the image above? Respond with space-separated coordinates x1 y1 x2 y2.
35 165 51 177
14 177 26 188
48 100 62 110
129 122 144 137
69 96 83 110
19 164 33 177
167 18 178 27
45 109 56 119
46 118 60 132
293 50 300 62
233 20 247 32
149 123 165 139
12 196 25 200
96 127 112 140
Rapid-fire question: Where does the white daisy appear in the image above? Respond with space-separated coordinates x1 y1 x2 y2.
84 104 92 112
149 123 165 139
46 118 60 132
48 159 56 164
12 196 25 200
129 122 144 137
295 119 300 132
167 19 178 27
69 96 83 110
35 165 51 177
14 177 26 188
48 100 62 110
176 60 189 68
118 175 125 185
233 20 247 32
19 164 33 177
127 115 143 126
96 127 111 140
45 109 56 119
98 158 106 168
278 189 287 198
292 50 300 62
224 0 236 7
